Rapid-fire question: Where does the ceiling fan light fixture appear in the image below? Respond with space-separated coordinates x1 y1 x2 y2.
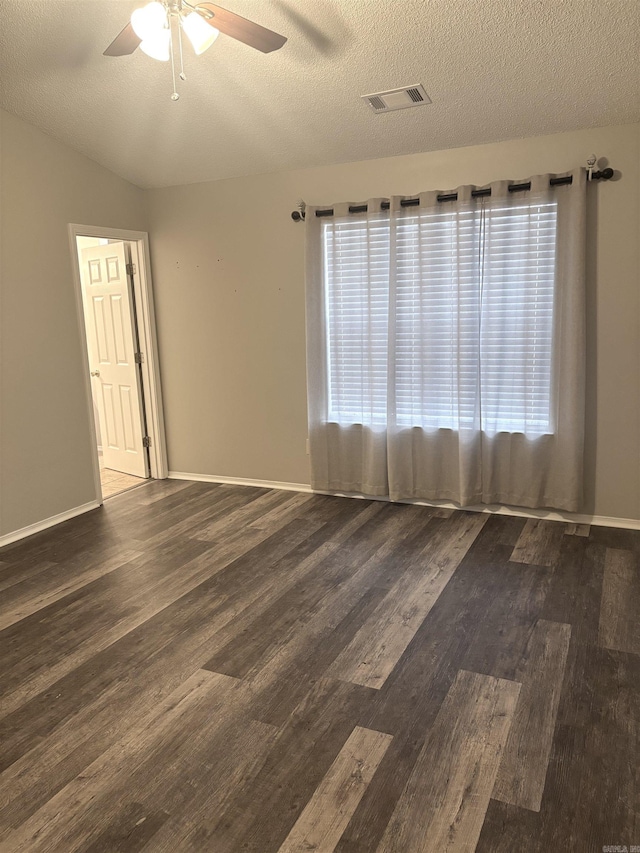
104 1 287 99
139 28 171 61
131 1 168 41
181 11 219 55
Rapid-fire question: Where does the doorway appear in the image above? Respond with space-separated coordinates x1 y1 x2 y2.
70 225 168 502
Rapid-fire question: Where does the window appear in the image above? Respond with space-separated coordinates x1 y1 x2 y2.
323 196 557 437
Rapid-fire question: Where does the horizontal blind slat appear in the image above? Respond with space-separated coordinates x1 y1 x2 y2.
322 198 557 434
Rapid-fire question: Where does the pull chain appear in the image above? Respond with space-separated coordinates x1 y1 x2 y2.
178 17 186 81
169 13 179 100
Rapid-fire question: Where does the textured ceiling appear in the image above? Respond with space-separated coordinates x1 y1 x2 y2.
1 0 639 188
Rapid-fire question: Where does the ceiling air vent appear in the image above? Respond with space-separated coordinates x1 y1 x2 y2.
362 84 431 113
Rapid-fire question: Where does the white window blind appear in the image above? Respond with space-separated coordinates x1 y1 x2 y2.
324 213 390 427
394 206 481 430
479 201 557 434
322 196 558 437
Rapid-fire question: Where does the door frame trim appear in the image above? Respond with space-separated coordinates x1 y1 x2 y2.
68 224 169 503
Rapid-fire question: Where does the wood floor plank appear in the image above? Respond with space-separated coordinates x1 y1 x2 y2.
195 488 300 540
0 506 390 825
541 535 604 653
249 585 390 731
430 506 455 518
104 480 217 517
203 504 429 680
459 563 554 685
143 488 313 552
376 670 521 853
205 677 378 853
492 619 572 812
0 518 323 790
0 526 129 577
4 670 277 853
0 547 142 631
80 802 170 853
0 514 106 565
0 483 638 852
277 726 393 853
132 719 277 852
561 646 640 851
598 547 640 655
333 522 541 853
247 491 318 530
477 646 640 853
331 532 513 852
144 485 313 550
243 510 443 728
124 485 273 547
587 523 640 553
0 560 58 594
1 669 234 845
0 512 325 719
197 503 386 680
103 483 245 543
0 537 212 692
0 485 204 567
510 518 564 566
328 512 487 689
120 477 194 505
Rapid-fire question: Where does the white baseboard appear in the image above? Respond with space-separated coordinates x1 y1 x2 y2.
168 471 312 494
0 501 102 548
168 471 640 530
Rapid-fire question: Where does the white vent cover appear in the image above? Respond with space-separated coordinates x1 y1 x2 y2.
362 84 431 113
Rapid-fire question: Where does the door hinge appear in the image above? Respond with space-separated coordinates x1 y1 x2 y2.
134 352 144 364
143 436 152 448
126 262 137 276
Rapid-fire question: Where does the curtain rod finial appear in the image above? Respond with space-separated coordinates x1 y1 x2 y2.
593 167 614 181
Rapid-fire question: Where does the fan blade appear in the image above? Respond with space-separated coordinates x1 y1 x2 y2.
104 22 142 56
196 4 287 53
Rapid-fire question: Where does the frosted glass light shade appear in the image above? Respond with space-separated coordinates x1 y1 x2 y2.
181 11 219 55
131 2 167 40
140 28 171 61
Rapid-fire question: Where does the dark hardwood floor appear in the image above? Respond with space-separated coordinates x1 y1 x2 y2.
0 480 638 852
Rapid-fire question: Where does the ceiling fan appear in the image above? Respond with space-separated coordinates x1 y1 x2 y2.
104 1 287 99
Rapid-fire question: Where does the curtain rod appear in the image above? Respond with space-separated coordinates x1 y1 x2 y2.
290 166 614 221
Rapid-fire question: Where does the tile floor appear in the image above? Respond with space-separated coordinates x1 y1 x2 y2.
99 462 146 498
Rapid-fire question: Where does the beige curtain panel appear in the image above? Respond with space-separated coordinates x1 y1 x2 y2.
305 170 587 512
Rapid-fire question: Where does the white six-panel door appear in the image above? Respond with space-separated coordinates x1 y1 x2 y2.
80 242 149 478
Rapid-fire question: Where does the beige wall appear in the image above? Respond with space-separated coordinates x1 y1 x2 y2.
146 122 640 521
0 109 147 536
